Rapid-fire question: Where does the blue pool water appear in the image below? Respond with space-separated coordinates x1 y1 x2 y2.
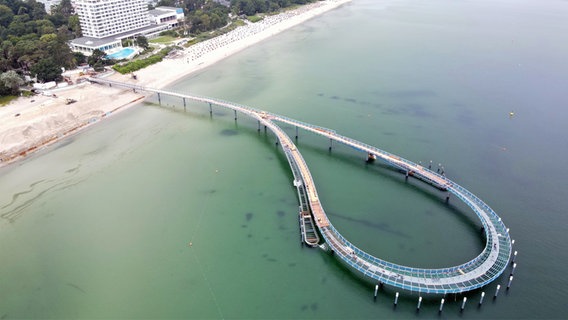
106 47 135 60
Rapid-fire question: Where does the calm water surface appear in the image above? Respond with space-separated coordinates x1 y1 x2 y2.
1 0 567 318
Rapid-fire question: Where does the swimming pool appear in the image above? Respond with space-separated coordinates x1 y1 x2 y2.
106 47 136 60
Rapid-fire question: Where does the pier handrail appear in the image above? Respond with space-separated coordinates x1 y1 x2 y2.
87 77 512 294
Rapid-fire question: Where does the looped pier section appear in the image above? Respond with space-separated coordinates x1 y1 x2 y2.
88 77 512 294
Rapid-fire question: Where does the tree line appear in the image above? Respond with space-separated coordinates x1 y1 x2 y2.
0 0 82 94
155 0 319 34
231 0 317 16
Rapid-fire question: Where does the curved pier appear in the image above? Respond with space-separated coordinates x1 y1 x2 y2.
88 78 512 294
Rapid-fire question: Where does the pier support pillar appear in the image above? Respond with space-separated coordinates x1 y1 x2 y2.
209 103 212 116
461 297 467 312
183 98 186 111
439 298 445 313
295 126 298 140
507 276 514 290
394 292 399 307
494 284 501 299
479 292 485 306
512 250 518 264
234 110 237 121
158 93 161 105
405 171 409 181
329 138 333 151
511 263 517 276
258 120 261 132
374 284 378 301
416 296 422 311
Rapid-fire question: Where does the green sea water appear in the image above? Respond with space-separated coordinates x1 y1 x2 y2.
1 0 567 318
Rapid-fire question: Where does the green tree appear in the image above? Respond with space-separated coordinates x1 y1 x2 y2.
16 6 28 16
47 0 73 29
235 0 255 16
7 18 33 37
30 58 62 82
136 35 149 50
50 0 73 18
188 2 229 34
48 28 76 69
39 32 56 42
0 70 23 95
87 49 105 67
230 0 315 15
185 0 206 11
252 0 267 13
92 60 104 72
121 38 133 47
34 19 55 35
199 13 211 31
47 12 66 27
0 4 14 28
157 0 176 6
68 14 80 37
73 51 86 65
210 12 222 28
0 40 14 71
28 0 47 20
13 38 41 70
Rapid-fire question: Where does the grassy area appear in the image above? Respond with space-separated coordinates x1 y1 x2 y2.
232 19 246 27
247 15 263 23
149 35 177 44
112 47 174 74
0 95 18 106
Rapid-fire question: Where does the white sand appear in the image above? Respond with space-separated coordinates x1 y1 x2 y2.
0 0 351 166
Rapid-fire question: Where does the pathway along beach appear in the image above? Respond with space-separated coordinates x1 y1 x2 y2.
0 0 352 167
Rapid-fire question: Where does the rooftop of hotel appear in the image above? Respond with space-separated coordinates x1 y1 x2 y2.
70 24 168 47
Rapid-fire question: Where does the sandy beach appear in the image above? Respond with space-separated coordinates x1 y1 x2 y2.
0 0 351 167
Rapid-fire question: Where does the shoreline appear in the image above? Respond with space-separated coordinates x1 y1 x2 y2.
120 0 352 89
0 0 352 168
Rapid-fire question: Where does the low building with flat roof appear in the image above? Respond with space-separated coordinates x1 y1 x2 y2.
148 7 185 29
70 24 167 55
69 37 121 55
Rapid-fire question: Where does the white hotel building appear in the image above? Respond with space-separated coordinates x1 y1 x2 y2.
75 0 149 38
70 0 182 55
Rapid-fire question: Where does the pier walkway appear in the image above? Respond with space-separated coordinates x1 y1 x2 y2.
88 78 512 294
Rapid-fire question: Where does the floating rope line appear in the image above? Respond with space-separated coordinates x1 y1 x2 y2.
188 167 224 319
